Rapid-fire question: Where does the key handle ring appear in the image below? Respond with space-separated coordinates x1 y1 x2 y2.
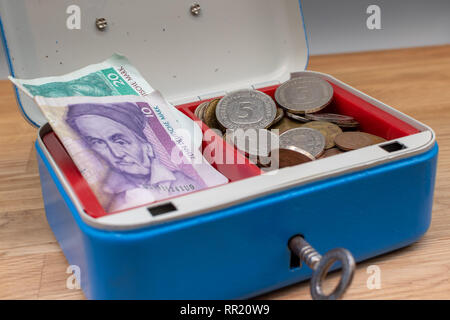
310 248 356 300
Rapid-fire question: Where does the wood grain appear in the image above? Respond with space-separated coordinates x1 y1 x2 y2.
1 45 449 300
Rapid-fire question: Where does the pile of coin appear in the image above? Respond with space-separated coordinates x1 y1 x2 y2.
194 72 386 169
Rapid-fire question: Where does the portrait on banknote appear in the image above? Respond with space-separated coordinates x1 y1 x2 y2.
66 101 207 211
34 95 228 213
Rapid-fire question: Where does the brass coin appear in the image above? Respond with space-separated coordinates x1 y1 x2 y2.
319 147 344 159
194 101 209 121
268 108 285 127
302 121 343 149
203 99 222 130
336 120 360 129
270 146 315 169
269 116 302 135
335 132 386 151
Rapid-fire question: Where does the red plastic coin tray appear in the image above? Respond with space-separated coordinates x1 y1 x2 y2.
42 81 420 219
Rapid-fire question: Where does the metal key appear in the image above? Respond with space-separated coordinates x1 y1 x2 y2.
288 236 356 300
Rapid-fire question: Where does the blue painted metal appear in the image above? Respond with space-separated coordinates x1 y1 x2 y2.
36 141 438 299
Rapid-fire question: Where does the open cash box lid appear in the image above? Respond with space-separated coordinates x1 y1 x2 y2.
0 0 308 127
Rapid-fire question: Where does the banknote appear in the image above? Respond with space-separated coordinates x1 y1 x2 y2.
9 53 202 150
35 93 228 213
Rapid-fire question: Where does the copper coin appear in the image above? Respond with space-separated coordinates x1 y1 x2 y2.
319 147 344 159
305 113 359 128
370 134 387 144
270 146 315 169
335 132 386 151
203 99 222 130
302 121 342 149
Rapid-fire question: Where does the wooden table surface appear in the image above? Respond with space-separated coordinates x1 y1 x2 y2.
0 45 449 300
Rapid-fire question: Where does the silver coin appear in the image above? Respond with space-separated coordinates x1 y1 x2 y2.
285 111 310 123
216 89 277 130
305 113 355 123
290 71 323 80
305 113 359 129
226 128 279 158
275 75 333 114
268 108 285 127
194 101 210 121
279 127 326 158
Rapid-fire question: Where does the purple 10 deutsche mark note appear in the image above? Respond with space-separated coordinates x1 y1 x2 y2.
35 94 228 213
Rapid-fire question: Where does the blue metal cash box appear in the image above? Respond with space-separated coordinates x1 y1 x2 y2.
0 0 438 299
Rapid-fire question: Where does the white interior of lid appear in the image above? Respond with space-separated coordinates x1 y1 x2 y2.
0 0 308 126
